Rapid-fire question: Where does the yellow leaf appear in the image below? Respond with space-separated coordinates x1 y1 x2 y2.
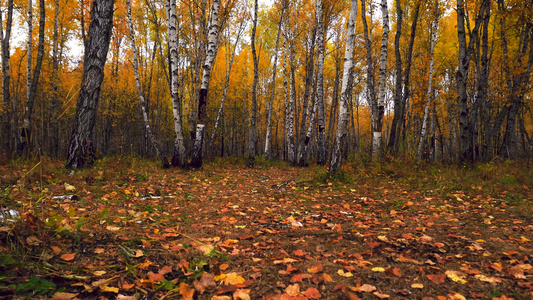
445 270 467 284
411 283 424 289
323 273 333 282
93 271 106 276
337 269 353 277
521 236 531 242
214 274 226 281
476 239 486 243
223 272 245 285
99 285 119 293
106 226 121 231
124 189 131 195
371 267 386 272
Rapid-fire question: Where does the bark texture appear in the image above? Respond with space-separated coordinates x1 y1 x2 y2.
329 0 358 174
248 0 259 168
66 0 115 169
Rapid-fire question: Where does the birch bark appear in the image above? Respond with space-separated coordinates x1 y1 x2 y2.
329 0 358 174
191 0 221 168
248 0 259 167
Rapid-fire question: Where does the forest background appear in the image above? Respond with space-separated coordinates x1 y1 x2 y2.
0 0 531 170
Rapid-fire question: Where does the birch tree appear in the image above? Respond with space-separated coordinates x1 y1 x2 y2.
66 0 115 169
166 0 187 167
264 0 287 159
315 0 326 165
329 0 357 174
248 0 259 167
191 0 221 168
21 0 45 155
127 0 169 167
417 0 440 159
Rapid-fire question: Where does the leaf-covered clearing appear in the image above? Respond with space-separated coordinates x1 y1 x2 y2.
1 158 532 299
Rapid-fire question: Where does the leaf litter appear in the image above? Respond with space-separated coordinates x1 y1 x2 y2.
0 159 532 299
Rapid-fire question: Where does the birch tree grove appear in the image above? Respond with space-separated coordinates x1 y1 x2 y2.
0 0 532 167
329 0 358 174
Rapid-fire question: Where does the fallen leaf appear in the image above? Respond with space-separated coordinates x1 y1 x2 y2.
211 297 231 300
521 236 531 242
26 236 41 246
223 272 245 285
307 264 323 274
99 285 119 293
60 253 76 261
337 269 353 277
159 265 173 275
285 283 300 297
116 295 137 300
51 246 62 255
475 274 502 284
193 273 216 294
148 272 165 282
323 273 333 282
233 289 251 300
293 249 306 257
426 274 446 284
220 263 230 271
179 282 195 300
93 271 106 276
448 292 466 300
373 291 390 298
371 267 385 272
50 292 78 300
358 284 377 292
106 225 121 231
445 270 467 284
132 249 143 257
303 287 321 299
411 283 424 289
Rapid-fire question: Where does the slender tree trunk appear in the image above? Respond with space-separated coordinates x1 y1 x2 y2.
329 0 358 174
0 0 13 152
191 0 221 168
372 0 389 160
264 0 286 159
166 0 187 167
288 46 297 165
297 28 316 165
361 0 377 139
49 0 60 157
388 0 402 151
417 0 439 159
127 0 169 167
66 0 115 169
315 0 326 165
248 0 259 167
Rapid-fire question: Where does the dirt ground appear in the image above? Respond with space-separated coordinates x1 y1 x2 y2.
1 158 532 299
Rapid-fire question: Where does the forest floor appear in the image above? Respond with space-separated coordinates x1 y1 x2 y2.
0 156 532 300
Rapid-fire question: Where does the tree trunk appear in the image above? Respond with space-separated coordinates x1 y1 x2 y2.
66 0 115 169
329 0 358 174
0 0 13 152
166 0 187 167
191 0 221 168
49 0 60 158
361 0 377 142
21 0 45 155
388 0 403 151
417 0 439 159
264 0 286 159
372 0 389 160
127 0 169 167
315 0 326 165
248 0 259 167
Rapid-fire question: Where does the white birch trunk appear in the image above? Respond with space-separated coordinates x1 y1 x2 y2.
192 0 220 168
248 0 259 167
127 0 169 167
417 1 439 159
372 0 389 159
264 0 286 159
329 0 358 174
166 0 187 167
315 0 326 165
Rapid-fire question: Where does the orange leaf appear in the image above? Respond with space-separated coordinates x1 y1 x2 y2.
303 287 321 299
373 291 390 298
233 289 251 300
51 246 62 255
220 263 229 271
426 274 446 284
323 273 333 282
178 282 195 300
307 264 323 274
159 266 173 275
293 249 306 257
148 272 165 283
60 253 76 261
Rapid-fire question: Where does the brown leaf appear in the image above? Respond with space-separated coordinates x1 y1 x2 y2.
426 274 446 284
290 274 312 283
159 265 173 275
303 287 321 299
60 253 76 261
116 295 137 300
233 289 251 300
51 246 62 255
358 284 377 292
193 273 216 294
50 292 78 300
285 283 300 297
219 263 229 271
148 272 165 283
